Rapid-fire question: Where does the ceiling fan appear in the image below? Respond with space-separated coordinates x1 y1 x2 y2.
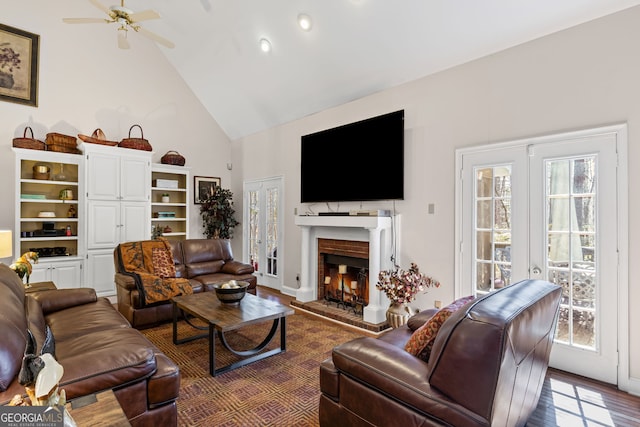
63 0 175 49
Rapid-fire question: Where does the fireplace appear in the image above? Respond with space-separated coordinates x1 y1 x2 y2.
292 215 396 325
318 239 369 309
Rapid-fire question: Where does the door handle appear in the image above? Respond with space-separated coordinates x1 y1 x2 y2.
531 266 541 275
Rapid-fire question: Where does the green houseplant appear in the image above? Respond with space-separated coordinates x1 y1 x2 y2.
200 187 240 239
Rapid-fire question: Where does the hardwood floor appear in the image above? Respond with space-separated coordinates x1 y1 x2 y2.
256 286 640 426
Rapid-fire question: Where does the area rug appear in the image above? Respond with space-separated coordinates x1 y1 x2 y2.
141 310 364 426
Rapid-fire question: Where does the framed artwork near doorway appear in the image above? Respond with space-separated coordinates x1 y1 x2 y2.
194 176 221 204
0 23 39 106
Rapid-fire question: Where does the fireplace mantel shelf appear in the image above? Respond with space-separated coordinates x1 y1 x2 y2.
295 215 391 229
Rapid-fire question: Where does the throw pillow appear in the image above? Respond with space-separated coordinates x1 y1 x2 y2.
405 295 476 362
152 247 176 278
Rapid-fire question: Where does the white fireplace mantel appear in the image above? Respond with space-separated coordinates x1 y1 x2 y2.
294 214 397 324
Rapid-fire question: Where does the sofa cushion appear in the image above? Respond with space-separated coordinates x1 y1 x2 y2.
405 295 475 362
45 297 131 341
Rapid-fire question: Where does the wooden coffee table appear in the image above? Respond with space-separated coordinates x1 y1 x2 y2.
171 292 294 376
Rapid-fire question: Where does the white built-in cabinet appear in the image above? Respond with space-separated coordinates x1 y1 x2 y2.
13 148 84 288
81 143 151 297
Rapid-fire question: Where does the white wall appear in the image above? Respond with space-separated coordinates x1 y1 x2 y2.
1 2 232 241
233 7 640 388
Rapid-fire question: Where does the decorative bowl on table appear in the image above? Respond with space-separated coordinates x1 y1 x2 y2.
213 280 249 304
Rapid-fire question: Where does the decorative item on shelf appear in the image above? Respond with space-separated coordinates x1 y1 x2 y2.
9 251 39 286
119 124 152 151
77 128 118 146
54 163 67 181
200 186 239 239
12 127 46 150
32 163 50 180
45 132 81 154
59 188 74 200
161 193 170 203
161 150 186 166
163 225 172 234
213 280 249 304
377 262 441 328
67 205 77 218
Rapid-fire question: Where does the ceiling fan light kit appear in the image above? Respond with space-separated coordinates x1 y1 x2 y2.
63 0 174 49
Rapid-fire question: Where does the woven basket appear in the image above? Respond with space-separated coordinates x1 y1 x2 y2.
47 143 82 155
46 133 77 148
119 124 152 151
13 127 46 150
161 150 186 166
78 128 118 146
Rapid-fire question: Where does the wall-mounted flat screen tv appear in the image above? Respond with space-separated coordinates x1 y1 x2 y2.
300 110 404 203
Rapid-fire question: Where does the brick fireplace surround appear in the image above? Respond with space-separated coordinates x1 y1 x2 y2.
292 215 395 331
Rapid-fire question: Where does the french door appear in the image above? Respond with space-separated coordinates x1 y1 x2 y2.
456 125 625 384
243 177 283 290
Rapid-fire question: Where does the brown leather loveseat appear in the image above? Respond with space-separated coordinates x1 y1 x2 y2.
0 263 180 426
115 238 256 328
320 279 562 427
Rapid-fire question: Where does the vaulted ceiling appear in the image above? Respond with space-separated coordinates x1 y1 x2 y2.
67 0 640 140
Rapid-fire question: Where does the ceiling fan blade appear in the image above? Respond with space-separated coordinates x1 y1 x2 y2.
63 17 110 24
129 9 161 23
136 26 175 49
89 0 112 16
118 30 130 50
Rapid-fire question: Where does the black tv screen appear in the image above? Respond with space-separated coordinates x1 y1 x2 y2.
301 110 404 203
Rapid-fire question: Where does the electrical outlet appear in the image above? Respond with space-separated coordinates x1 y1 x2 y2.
434 300 442 309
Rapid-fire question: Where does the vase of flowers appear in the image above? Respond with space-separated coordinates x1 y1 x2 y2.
376 262 440 328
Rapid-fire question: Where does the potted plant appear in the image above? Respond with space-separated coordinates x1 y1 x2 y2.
161 193 170 203
200 187 240 239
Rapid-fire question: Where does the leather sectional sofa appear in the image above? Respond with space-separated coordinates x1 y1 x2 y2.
320 279 562 427
0 263 179 426
115 238 256 328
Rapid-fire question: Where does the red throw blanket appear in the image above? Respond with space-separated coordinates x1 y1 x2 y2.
118 238 193 304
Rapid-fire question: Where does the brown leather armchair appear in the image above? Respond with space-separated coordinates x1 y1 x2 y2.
319 279 562 427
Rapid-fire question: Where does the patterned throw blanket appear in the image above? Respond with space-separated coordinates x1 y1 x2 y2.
117 238 193 305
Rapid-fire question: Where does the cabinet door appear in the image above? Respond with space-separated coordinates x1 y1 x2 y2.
29 264 50 284
121 202 150 243
121 156 150 201
86 249 116 297
30 260 83 288
87 201 120 249
86 152 120 200
50 260 83 289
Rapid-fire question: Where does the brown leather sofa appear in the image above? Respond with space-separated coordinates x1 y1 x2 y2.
0 263 179 426
115 238 256 328
319 279 562 427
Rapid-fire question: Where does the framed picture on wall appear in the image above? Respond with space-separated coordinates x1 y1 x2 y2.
194 176 221 204
0 23 39 107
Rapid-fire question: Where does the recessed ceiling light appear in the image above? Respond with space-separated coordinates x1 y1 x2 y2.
259 38 272 53
297 13 312 31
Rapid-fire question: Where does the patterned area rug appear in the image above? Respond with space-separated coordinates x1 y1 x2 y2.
141 310 364 426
